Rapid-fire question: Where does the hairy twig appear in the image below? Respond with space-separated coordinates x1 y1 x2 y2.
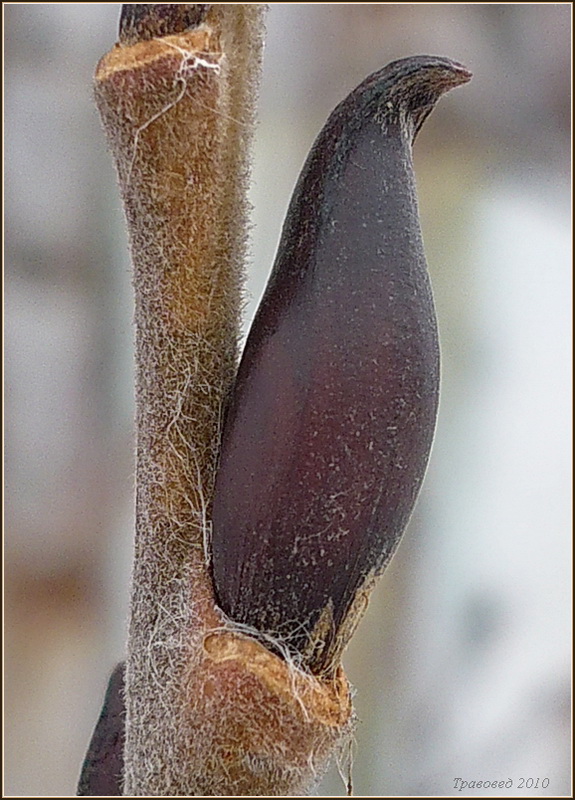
90 4 352 795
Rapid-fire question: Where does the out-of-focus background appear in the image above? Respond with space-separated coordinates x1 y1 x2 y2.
4 4 571 796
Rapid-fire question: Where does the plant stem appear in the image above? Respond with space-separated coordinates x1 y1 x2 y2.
93 5 352 795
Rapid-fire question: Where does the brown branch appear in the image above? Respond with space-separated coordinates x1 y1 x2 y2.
91 4 352 795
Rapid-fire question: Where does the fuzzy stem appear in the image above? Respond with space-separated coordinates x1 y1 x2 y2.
94 5 352 795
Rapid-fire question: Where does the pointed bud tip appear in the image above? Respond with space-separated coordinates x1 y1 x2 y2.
383 55 472 97
428 56 473 91
367 55 472 138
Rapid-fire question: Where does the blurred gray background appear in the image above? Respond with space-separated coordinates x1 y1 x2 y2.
4 3 571 796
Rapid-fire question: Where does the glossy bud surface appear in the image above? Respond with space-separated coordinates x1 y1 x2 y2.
211 56 471 674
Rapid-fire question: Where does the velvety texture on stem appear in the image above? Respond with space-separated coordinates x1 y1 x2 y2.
211 56 472 676
118 3 211 45
91 5 352 796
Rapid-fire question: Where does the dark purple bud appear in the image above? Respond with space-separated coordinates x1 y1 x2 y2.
211 56 471 675
77 663 125 796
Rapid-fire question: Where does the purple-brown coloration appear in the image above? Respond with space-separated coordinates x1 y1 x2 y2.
118 4 211 46
211 56 471 675
77 663 125 796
